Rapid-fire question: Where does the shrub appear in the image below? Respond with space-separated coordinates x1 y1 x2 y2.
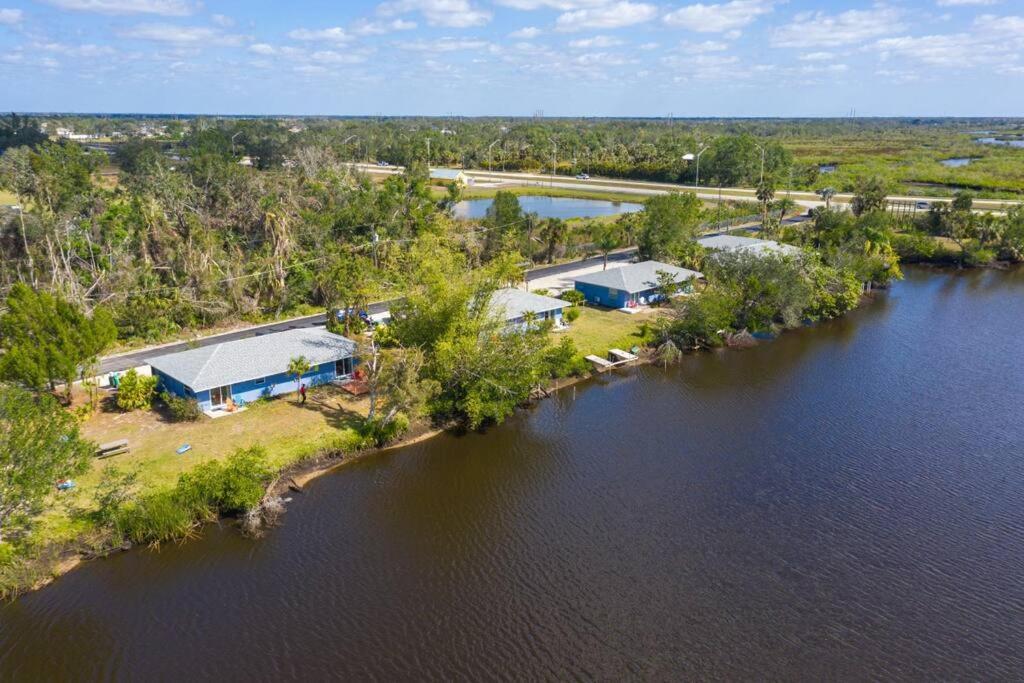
563 307 581 323
0 542 14 567
160 391 201 422
544 337 589 378
560 290 585 306
116 369 158 411
359 413 411 447
99 446 274 546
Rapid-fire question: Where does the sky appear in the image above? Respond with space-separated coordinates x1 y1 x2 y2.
0 0 1022 117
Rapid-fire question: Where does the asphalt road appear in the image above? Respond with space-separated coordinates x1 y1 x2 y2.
97 250 641 374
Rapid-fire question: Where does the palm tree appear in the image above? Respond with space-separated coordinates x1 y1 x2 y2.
756 181 775 231
816 187 836 211
656 339 682 368
593 223 622 270
539 218 568 264
287 355 311 401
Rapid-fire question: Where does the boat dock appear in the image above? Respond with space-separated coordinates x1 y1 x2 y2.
586 348 640 372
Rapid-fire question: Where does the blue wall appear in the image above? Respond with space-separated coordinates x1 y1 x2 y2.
574 281 694 308
575 281 628 309
505 307 564 331
155 360 351 412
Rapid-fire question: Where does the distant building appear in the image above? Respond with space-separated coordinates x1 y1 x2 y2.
573 260 702 309
697 235 802 257
488 288 566 330
147 328 356 414
430 168 470 185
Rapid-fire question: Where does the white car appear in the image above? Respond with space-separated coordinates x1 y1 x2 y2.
576 173 590 180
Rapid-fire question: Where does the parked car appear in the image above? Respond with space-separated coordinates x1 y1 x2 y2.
576 173 590 180
377 160 391 167
916 201 931 210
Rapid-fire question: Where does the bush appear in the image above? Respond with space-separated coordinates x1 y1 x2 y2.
544 337 589 378
0 542 14 567
563 307 581 323
560 289 585 306
99 446 274 546
160 391 201 422
116 369 157 411
359 413 411 447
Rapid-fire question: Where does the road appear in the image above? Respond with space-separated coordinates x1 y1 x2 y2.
97 250 641 374
353 163 1020 214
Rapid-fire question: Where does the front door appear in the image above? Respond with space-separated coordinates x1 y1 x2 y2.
210 384 232 407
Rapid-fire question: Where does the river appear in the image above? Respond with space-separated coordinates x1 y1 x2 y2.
453 195 643 220
3 267 1024 679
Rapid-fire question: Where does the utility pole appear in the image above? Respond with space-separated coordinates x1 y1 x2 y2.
488 139 500 171
426 138 431 168
755 143 767 185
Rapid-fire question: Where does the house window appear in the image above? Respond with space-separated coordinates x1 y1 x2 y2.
336 357 354 377
607 288 618 298
253 377 264 386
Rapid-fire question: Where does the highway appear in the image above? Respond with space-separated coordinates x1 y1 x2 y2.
352 163 1020 214
97 249 641 374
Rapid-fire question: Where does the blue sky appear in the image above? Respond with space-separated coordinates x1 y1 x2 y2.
0 0 1022 116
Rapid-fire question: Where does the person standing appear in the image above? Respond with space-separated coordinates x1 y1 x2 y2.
299 383 307 404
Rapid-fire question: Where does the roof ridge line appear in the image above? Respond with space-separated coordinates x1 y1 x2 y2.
194 342 223 388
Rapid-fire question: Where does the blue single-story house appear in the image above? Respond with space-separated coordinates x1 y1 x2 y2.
488 287 566 330
573 260 703 309
147 328 357 413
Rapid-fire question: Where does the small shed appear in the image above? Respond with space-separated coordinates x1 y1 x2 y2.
147 328 356 413
573 261 702 309
488 288 566 329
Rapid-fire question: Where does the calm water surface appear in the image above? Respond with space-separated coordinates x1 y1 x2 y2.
975 137 1024 149
454 195 642 220
940 157 975 167
3 267 1024 679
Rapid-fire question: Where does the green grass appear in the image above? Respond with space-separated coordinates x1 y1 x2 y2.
563 305 660 357
0 190 18 205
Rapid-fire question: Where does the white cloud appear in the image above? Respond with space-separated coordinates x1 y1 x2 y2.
496 0 609 7
35 41 116 57
771 7 905 47
663 0 774 33
799 51 834 61
937 0 998 5
569 34 624 48
399 37 491 51
42 0 194 15
680 39 729 52
248 43 276 55
509 26 542 38
0 8 23 24
119 23 243 45
377 0 492 28
287 27 352 43
555 1 658 31
351 18 417 34
211 14 234 27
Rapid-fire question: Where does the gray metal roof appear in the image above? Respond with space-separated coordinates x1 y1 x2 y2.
572 260 703 293
698 235 802 256
488 288 565 321
146 327 356 392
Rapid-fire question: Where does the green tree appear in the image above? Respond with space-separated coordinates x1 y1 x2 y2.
539 217 568 264
0 384 93 542
287 356 311 400
637 192 702 261
0 284 117 402
593 222 622 270
756 181 776 232
116 368 158 411
483 191 523 259
850 177 889 217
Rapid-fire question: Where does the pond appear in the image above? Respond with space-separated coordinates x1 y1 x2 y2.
940 157 975 167
453 195 643 220
3 267 1024 679
975 137 1024 148
818 164 837 173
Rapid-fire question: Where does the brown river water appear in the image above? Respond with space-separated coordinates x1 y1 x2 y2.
2 267 1024 680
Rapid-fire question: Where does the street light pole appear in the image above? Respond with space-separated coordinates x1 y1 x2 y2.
487 139 500 171
754 143 766 185
682 144 708 189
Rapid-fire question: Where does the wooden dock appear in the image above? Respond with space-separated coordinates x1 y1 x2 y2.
586 348 640 372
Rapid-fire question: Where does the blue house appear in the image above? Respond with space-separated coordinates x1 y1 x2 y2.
147 328 357 413
488 288 566 330
573 260 703 309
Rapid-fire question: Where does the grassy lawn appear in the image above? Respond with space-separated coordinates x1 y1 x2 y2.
0 190 18 205
562 305 662 357
77 384 368 492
